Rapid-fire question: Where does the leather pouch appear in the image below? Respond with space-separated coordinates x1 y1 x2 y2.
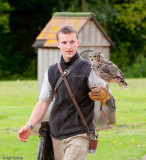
89 134 98 154
37 121 54 160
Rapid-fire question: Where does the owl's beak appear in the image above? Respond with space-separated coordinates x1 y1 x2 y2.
91 61 94 65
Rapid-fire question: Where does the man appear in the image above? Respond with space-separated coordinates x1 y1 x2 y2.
17 26 113 160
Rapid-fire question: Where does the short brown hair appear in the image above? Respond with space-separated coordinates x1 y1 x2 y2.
56 26 78 41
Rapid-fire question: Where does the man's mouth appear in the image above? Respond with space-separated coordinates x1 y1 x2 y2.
66 51 72 53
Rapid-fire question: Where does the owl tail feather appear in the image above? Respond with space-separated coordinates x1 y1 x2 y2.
121 81 128 88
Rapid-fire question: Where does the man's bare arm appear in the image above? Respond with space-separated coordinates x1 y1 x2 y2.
27 100 51 127
17 100 51 142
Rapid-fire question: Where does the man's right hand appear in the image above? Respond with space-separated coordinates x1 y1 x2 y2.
17 125 31 142
17 100 51 142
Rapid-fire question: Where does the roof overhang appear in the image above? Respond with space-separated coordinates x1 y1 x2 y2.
33 12 115 48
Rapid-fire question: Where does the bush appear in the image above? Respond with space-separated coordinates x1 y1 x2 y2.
123 56 146 78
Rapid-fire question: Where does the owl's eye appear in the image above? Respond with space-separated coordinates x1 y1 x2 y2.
94 55 97 58
89 56 91 58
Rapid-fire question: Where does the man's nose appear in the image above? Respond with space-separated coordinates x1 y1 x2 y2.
66 43 71 49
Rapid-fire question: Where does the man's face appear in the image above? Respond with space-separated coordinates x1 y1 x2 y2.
57 32 79 62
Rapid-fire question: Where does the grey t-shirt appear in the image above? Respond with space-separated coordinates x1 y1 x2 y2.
39 69 106 102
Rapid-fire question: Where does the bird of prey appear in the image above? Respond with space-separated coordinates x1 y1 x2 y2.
89 51 127 88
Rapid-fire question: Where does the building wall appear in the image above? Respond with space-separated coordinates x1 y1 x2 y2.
79 20 110 47
78 20 110 59
78 46 110 60
37 48 61 96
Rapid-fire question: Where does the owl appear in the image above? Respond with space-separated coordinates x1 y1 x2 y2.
89 51 127 88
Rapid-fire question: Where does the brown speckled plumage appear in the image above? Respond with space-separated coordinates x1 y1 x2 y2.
89 51 127 88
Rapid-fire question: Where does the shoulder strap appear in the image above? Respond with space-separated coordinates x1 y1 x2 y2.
54 57 82 94
57 62 90 136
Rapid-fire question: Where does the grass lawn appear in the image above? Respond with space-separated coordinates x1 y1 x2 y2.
0 79 146 160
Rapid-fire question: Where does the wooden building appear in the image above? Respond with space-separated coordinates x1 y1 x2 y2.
33 12 115 127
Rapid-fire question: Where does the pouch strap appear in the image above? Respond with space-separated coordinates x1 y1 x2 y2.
54 57 82 94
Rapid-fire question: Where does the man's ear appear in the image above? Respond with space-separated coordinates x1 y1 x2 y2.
57 42 60 48
77 40 79 46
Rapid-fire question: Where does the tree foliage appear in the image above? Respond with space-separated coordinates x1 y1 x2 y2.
0 0 11 32
114 0 146 33
0 0 146 79
111 0 146 72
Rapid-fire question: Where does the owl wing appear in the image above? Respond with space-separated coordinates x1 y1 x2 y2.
102 61 124 78
100 60 127 86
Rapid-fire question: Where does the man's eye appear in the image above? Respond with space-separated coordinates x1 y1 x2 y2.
62 42 66 44
70 41 75 44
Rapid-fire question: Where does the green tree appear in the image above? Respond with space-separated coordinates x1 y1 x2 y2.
110 0 146 70
114 0 146 33
0 0 60 79
0 0 11 32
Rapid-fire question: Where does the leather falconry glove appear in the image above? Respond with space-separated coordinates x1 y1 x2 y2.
88 85 111 106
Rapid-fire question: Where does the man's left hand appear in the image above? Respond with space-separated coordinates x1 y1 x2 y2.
88 86 110 105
